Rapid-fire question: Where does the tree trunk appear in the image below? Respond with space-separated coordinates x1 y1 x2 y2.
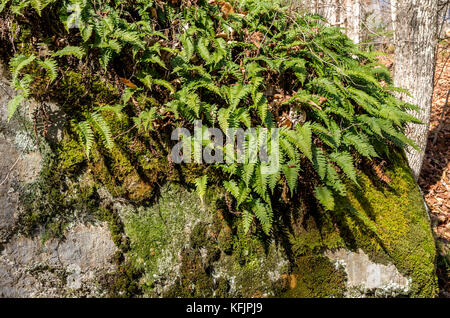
343 0 361 43
391 0 438 180
301 0 361 43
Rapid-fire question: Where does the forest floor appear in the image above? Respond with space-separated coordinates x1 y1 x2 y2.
417 41 449 297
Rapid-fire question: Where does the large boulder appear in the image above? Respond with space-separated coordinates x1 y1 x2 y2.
0 57 438 297
114 154 438 297
0 102 438 297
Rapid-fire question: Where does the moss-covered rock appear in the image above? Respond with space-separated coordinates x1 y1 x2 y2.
108 151 437 298
286 151 438 297
0 1 438 298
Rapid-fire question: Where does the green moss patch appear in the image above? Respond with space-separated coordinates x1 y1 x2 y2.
288 152 438 297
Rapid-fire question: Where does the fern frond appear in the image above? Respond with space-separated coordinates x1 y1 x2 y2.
314 185 334 211
133 108 156 131
37 58 58 82
282 162 300 196
342 132 378 158
9 54 36 82
76 120 95 159
223 180 240 200
294 122 312 161
0 0 10 13
325 162 347 195
253 200 272 235
7 94 24 122
329 151 358 184
89 112 114 150
152 79 176 94
52 46 85 59
242 209 253 234
312 146 327 180
254 164 269 203
242 163 255 186
194 175 208 204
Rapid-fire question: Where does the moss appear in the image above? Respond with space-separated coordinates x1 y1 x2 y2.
337 152 438 297
52 70 120 113
287 151 438 297
282 255 347 298
217 224 233 254
57 134 86 173
209 207 290 297
100 256 143 298
18 151 99 239
118 183 290 297
96 206 129 252
164 209 289 298
164 222 221 297
120 183 212 295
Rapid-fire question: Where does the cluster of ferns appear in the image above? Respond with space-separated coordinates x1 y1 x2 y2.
3 0 420 234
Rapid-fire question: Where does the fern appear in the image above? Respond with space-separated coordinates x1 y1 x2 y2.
37 57 58 82
194 175 208 204
329 151 358 184
52 46 85 59
89 112 114 150
253 200 272 235
76 120 95 159
7 94 24 122
3 0 423 237
242 209 254 234
9 54 36 82
0 0 9 12
133 108 157 131
224 180 241 201
343 132 378 158
314 185 335 211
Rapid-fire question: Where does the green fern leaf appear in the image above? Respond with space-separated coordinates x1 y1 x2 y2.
242 209 253 234
9 54 36 82
37 58 58 82
223 180 240 200
7 94 24 122
253 201 272 235
294 122 312 161
77 120 95 159
312 146 327 180
314 185 334 211
329 151 358 184
52 46 85 59
90 112 114 150
282 162 300 196
133 108 157 131
343 132 378 158
194 175 208 203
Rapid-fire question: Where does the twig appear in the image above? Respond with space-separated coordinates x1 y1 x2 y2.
224 192 241 215
113 124 137 140
0 154 21 186
434 46 450 87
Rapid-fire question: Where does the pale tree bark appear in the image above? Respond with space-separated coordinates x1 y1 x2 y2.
391 0 439 180
298 0 362 43
390 0 397 42
343 0 361 43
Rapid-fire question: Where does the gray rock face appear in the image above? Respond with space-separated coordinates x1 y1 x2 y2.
326 249 410 297
0 223 117 297
0 64 42 244
0 66 117 298
0 140 21 244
